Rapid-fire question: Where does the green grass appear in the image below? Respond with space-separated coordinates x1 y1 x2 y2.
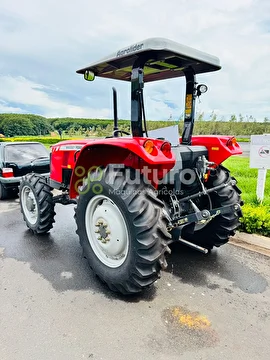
223 156 270 207
224 156 270 236
236 138 250 142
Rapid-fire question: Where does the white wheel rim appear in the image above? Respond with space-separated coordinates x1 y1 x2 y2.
85 195 129 268
21 186 38 225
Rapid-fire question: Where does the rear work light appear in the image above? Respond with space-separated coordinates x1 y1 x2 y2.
2 168 14 178
143 140 155 154
226 137 237 147
161 141 171 156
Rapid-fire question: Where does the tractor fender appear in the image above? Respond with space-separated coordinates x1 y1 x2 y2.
180 135 242 164
69 138 175 198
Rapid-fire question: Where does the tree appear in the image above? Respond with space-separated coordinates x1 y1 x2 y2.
239 113 244 122
0 116 34 137
197 112 204 121
210 111 217 121
229 114 237 122
0 113 51 136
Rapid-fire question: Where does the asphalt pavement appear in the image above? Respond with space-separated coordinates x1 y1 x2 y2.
238 142 250 157
0 198 269 360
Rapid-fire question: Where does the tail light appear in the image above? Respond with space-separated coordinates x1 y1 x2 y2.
143 140 155 154
226 137 237 147
2 168 14 178
161 141 171 156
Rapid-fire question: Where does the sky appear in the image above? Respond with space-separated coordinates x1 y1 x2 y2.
0 0 270 121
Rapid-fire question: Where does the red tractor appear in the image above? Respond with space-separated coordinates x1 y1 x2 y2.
19 38 243 295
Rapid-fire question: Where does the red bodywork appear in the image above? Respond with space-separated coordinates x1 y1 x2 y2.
50 137 175 199
50 135 242 199
187 135 242 163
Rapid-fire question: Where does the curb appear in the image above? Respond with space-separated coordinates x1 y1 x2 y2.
229 231 270 257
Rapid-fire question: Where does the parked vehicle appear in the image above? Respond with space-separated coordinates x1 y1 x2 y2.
0 142 50 200
19 38 243 295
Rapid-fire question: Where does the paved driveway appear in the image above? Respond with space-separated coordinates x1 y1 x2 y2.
239 142 250 157
0 198 269 360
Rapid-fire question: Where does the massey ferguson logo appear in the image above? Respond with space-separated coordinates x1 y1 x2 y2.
116 43 144 57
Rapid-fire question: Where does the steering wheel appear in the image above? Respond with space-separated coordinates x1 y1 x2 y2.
113 130 131 136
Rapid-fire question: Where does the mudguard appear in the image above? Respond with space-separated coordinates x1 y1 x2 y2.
182 136 242 164
65 137 175 198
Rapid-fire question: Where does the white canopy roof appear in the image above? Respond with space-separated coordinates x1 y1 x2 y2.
77 37 221 82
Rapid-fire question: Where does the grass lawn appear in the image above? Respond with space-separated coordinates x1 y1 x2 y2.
223 156 270 207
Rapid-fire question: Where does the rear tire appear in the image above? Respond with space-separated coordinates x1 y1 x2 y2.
182 166 243 249
19 174 55 234
0 182 8 200
75 166 171 295
8 187 19 199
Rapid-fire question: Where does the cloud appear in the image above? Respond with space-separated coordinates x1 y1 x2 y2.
0 0 269 121
0 75 111 118
0 99 25 113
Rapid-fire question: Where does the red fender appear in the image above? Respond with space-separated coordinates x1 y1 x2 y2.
180 136 242 164
68 137 175 198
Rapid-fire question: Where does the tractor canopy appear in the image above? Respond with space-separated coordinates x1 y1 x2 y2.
76 37 221 82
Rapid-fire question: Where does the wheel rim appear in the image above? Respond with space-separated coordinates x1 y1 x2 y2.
85 195 129 268
21 186 38 225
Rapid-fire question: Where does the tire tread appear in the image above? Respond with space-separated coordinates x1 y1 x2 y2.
20 174 55 234
75 166 171 295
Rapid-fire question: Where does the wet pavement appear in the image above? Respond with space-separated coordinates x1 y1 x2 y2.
0 198 269 360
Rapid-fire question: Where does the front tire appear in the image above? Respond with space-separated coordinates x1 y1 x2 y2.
75 166 171 295
19 174 55 234
182 166 243 249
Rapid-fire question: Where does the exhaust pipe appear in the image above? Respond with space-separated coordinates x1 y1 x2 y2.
112 87 119 137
